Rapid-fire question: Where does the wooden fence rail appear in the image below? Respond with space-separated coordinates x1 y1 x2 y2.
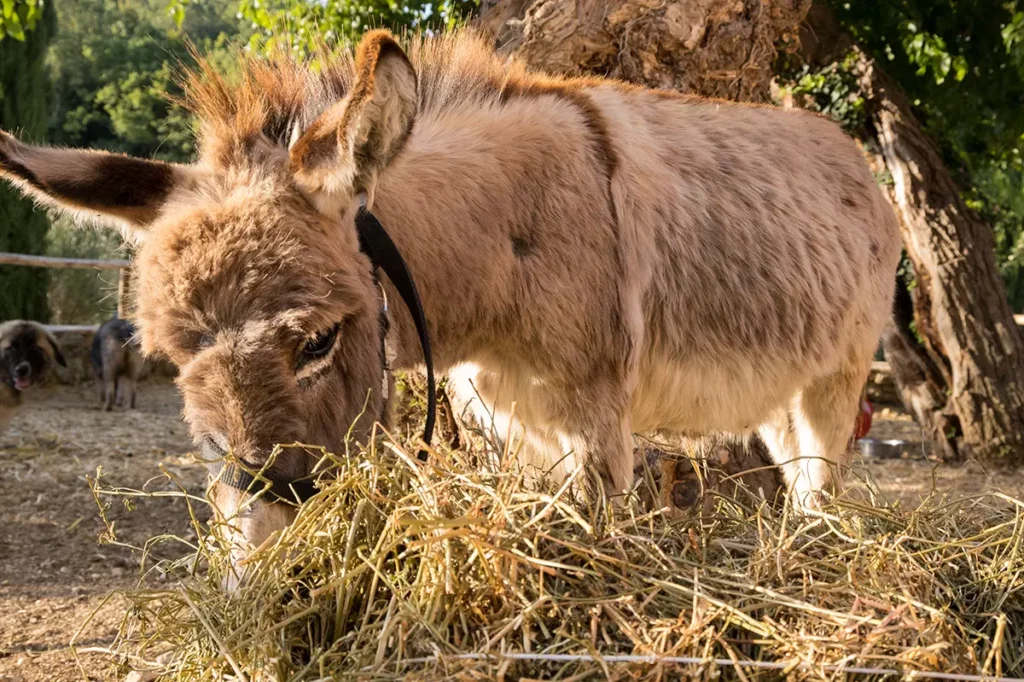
0 252 129 270
43 324 100 334
0 251 132 316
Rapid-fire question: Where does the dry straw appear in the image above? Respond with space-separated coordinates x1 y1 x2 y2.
81 417 1024 681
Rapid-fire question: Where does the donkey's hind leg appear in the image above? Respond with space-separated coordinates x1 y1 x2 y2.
790 365 864 502
760 365 864 510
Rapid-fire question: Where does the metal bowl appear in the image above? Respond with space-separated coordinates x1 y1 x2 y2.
856 438 907 460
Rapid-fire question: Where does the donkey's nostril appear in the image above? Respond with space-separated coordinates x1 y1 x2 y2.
201 434 229 461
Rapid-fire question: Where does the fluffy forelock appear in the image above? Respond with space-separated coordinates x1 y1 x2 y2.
180 29 541 170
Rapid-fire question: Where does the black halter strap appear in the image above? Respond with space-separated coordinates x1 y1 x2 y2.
214 206 436 505
218 457 320 505
355 206 436 456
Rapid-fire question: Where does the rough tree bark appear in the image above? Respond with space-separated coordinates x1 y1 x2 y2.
801 4 1024 464
478 0 812 102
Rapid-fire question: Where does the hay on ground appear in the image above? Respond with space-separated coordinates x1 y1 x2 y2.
83 423 1024 681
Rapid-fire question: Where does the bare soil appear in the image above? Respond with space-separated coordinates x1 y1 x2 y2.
0 382 204 682
1 384 1022 681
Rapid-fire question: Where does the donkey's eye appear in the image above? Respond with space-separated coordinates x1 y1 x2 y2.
298 325 339 366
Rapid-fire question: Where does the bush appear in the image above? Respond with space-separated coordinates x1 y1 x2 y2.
45 217 127 325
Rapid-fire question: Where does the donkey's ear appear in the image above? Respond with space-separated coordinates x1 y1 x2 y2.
0 130 186 240
290 30 417 213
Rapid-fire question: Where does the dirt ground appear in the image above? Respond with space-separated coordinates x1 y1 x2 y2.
2 383 1024 681
0 382 203 682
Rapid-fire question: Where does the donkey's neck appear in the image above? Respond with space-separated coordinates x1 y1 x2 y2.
367 92 612 372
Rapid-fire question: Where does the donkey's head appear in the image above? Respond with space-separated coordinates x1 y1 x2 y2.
0 31 419 581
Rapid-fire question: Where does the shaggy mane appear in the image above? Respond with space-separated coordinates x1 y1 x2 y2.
181 30 538 166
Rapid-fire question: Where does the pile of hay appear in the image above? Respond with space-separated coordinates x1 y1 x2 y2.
90 431 1024 681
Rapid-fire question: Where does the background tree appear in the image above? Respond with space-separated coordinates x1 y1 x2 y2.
0 0 56 321
43 0 244 324
789 2 1024 463
48 0 241 163
232 0 477 55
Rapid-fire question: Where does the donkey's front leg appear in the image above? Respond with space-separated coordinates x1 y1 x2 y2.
571 412 635 502
560 383 636 502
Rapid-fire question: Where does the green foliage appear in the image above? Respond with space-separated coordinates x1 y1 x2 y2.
48 0 244 162
784 52 867 132
823 1 1024 310
833 1 1024 173
234 0 478 55
0 0 54 321
0 0 45 42
967 159 1024 308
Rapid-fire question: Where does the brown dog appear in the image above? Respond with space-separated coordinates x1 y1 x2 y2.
91 317 144 411
0 320 66 434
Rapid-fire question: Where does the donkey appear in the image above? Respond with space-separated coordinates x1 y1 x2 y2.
0 29 901 578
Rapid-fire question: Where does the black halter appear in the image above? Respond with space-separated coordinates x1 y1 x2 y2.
215 205 436 504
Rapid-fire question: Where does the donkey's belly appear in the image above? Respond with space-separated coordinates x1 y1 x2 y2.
630 355 800 435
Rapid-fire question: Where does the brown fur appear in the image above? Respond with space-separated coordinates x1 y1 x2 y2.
92 318 145 411
0 30 902 582
0 321 65 435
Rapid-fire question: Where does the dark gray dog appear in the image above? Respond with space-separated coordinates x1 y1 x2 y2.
91 317 143 411
0 320 66 433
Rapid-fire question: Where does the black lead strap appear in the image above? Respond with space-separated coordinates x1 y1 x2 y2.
215 206 436 505
355 205 436 458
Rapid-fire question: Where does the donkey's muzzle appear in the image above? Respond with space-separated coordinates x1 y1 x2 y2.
200 434 228 466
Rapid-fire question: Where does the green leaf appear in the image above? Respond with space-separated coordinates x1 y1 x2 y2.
953 55 968 82
6 11 25 41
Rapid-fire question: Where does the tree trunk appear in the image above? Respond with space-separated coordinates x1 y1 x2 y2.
800 3 1024 464
864 61 1024 462
478 0 811 102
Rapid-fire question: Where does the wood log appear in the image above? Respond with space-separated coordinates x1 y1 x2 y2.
0 252 129 270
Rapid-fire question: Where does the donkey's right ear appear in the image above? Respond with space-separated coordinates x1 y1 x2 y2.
0 130 187 241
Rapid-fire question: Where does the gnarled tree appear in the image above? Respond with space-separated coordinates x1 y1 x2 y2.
799 3 1024 463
